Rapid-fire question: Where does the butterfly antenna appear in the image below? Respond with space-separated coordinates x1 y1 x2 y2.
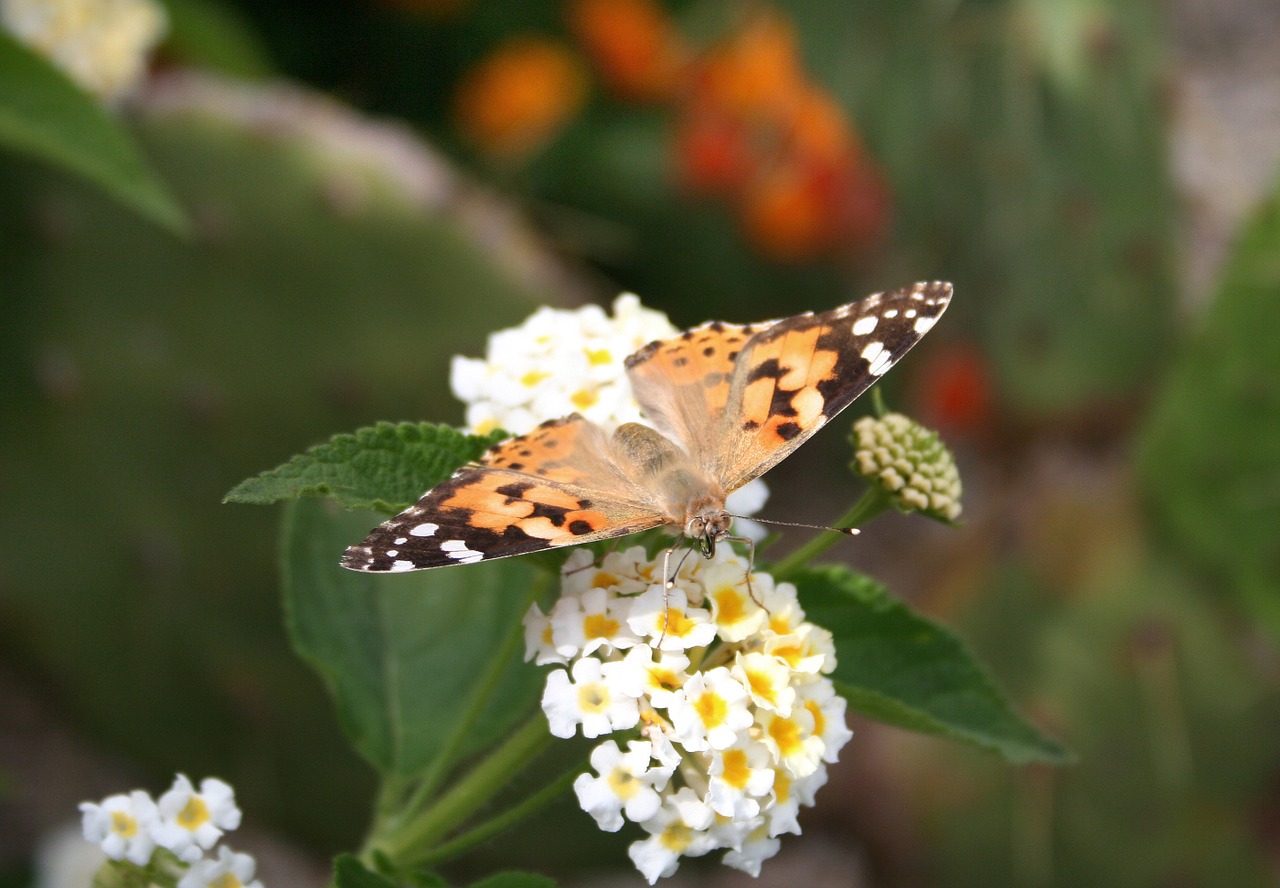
727 515 861 536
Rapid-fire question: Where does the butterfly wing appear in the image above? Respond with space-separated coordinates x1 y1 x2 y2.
711 281 953 490
623 319 767 466
342 416 668 572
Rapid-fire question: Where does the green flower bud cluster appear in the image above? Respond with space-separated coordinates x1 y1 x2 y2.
851 413 962 522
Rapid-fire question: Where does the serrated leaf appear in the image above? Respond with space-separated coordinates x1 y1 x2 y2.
282 498 544 776
794 565 1070 764
334 855 398 888
226 423 506 513
0 30 186 233
471 873 558 888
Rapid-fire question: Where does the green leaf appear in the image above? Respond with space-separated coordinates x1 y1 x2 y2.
227 423 506 513
161 0 275 78
794 564 1071 764
0 30 186 233
282 498 544 776
1139 170 1280 638
334 855 397 888
471 873 558 888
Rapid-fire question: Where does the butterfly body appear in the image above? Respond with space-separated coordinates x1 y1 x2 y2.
342 281 952 573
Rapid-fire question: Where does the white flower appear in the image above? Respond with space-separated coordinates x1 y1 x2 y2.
795 677 854 764
573 739 670 832
615 644 688 708
451 294 679 437
721 822 782 876
628 795 718 884
732 650 797 717
551 585 641 658
706 740 775 820
178 845 263 888
763 622 836 675
626 585 717 652
756 705 825 779
541 656 640 738
667 667 753 752
0 0 166 101
152 775 241 863
79 790 157 865
522 602 566 665
702 561 767 643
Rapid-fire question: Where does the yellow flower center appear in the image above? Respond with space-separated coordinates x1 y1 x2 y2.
771 641 804 668
177 796 211 831
540 623 555 645
474 418 499 436
579 682 609 713
521 370 551 387
774 769 792 804
660 821 693 852
109 811 138 838
768 715 803 757
210 875 244 888
713 587 745 624
721 748 751 789
585 347 613 365
607 768 639 799
592 570 619 588
647 666 682 692
662 608 696 638
694 689 727 728
769 614 793 635
745 666 776 704
571 388 599 410
583 613 620 640
805 699 825 736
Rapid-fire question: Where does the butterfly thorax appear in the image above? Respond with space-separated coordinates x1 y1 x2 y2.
611 422 731 551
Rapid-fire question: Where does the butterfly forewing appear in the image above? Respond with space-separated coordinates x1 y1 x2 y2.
712 281 952 490
341 416 667 571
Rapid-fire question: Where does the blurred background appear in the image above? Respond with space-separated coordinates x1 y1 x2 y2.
2 0 1279 885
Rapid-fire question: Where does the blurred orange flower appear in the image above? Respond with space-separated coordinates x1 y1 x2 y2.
454 37 589 160
672 9 890 262
914 343 995 436
566 0 686 102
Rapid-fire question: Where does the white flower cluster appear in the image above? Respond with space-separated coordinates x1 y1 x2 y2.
852 412 962 522
79 774 263 888
449 294 769 525
0 0 167 101
450 293 680 438
528 546 853 883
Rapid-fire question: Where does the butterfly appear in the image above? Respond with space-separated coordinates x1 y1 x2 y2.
342 281 952 573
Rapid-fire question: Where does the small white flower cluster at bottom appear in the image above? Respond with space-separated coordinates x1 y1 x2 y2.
79 773 263 888
528 545 854 883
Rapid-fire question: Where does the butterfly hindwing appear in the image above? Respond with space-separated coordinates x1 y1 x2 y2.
341 416 667 571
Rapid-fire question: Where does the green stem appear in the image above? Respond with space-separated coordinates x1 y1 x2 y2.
373 712 554 862
770 485 893 581
407 761 585 869
406 570 551 815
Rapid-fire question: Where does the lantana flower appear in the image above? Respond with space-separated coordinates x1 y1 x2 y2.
79 790 158 866
529 545 853 882
152 774 243 863
0 0 167 101
177 845 264 888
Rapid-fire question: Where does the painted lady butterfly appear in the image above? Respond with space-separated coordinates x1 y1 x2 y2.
342 281 952 572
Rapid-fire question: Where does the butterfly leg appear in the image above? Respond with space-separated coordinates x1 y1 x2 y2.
723 534 766 608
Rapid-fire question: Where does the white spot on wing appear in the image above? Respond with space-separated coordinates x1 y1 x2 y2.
852 315 878 336
884 309 898 318
869 349 895 377
913 315 937 334
394 537 407 545
389 560 416 572
386 549 399 558
410 522 439 537
860 341 885 364
441 539 484 564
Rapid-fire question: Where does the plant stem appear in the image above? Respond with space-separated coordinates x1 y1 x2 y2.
770 486 892 580
406 570 551 815
373 712 554 862
408 761 585 869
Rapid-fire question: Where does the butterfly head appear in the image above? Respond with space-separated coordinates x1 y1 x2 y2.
685 508 733 558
